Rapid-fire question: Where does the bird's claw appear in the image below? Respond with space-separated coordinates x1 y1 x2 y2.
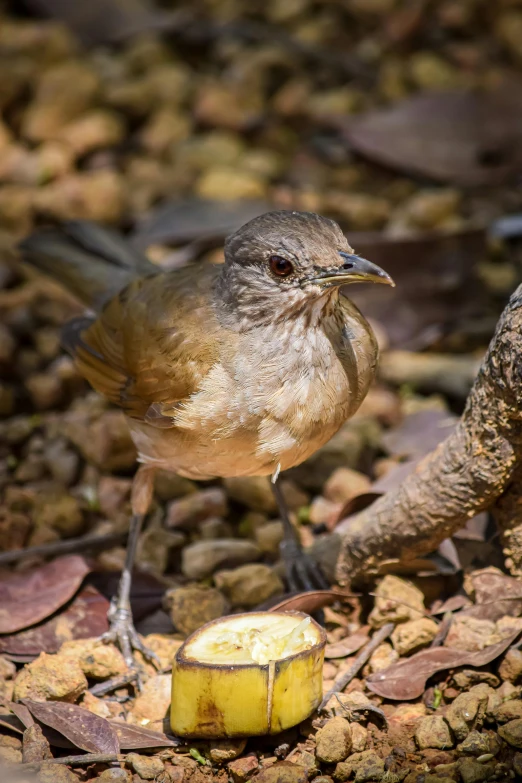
280 538 330 591
102 603 161 671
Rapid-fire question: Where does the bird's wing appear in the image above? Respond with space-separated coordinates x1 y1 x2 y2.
72 265 223 424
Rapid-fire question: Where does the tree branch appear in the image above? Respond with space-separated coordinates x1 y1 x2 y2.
336 284 522 584
493 462 522 575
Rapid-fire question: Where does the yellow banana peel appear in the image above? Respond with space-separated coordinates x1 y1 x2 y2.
171 611 326 738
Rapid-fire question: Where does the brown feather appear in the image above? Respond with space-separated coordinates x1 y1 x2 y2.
75 264 224 422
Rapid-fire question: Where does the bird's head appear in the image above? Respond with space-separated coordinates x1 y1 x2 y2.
220 210 394 326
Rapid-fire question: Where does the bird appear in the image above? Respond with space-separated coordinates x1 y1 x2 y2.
19 210 394 667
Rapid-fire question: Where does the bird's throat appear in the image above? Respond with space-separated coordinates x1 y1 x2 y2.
215 268 340 332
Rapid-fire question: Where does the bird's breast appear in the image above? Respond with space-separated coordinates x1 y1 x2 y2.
250 303 378 469
131 299 378 477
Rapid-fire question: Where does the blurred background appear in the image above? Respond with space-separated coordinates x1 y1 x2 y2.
2 0 522 354
1 0 522 584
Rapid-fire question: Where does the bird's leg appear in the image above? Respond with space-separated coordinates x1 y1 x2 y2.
101 465 160 670
272 476 329 592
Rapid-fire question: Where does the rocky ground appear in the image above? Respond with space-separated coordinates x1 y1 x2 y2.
3 569 522 782
3 0 522 781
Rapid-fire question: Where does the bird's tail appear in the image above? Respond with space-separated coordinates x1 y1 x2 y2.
18 220 156 312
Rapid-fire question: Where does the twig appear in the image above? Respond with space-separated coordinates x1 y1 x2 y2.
20 753 126 771
332 695 388 727
0 532 126 566
320 623 394 710
89 669 139 697
44 752 126 765
430 612 452 648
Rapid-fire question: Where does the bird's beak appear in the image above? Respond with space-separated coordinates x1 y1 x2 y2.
307 252 395 288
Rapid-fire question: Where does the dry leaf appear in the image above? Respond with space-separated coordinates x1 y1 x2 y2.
8 702 34 729
343 86 522 185
453 514 489 542
0 713 25 734
334 492 381 525
24 0 179 46
110 720 180 749
132 197 272 249
21 700 120 754
462 568 522 621
366 629 521 700
348 227 487 350
10 701 75 749
382 410 457 461
431 595 472 615
0 585 109 656
325 632 369 659
0 556 91 634
337 453 444 533
91 569 165 622
268 590 350 614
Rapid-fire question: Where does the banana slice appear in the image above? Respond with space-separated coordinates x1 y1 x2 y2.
171 611 326 738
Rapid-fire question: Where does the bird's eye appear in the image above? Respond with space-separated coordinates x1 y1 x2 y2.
269 255 294 277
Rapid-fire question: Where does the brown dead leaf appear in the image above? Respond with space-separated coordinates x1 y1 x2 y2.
0 556 91 634
376 558 452 577
9 702 77 749
334 492 381 525
132 197 272 249
453 513 489 542
335 460 419 523
91 569 165 622
349 227 487 350
0 585 109 656
325 632 369 659
336 455 438 529
267 590 353 614
110 720 180 749
24 0 180 46
382 410 457 461
366 628 521 700
21 700 120 754
342 86 522 186
462 567 522 621
8 702 35 729
0 713 25 734
431 595 472 615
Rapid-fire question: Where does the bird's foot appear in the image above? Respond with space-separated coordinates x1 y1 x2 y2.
102 602 161 672
280 538 330 592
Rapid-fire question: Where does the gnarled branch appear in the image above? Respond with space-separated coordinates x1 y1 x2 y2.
336 284 522 584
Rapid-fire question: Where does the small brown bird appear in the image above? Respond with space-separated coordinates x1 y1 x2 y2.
20 210 393 665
